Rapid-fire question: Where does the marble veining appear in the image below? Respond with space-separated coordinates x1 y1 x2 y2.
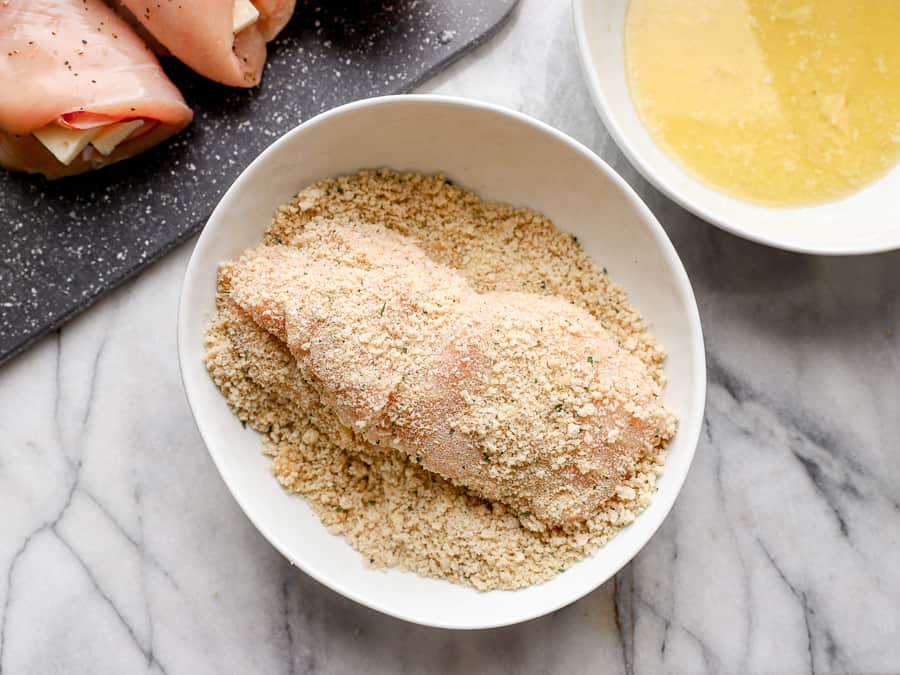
1 0 899 673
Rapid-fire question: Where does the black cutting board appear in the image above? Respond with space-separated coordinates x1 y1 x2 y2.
0 0 518 366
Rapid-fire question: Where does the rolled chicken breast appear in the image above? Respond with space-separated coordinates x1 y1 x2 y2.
0 0 193 179
114 0 296 87
220 223 677 528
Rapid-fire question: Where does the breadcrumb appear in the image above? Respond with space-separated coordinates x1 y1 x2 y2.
204 169 675 591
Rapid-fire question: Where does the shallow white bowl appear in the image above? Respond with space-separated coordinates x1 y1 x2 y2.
178 95 706 629
573 0 900 255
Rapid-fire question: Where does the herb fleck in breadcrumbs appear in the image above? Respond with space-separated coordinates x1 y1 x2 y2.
204 169 674 591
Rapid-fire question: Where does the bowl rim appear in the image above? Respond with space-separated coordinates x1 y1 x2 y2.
571 0 900 256
177 93 707 629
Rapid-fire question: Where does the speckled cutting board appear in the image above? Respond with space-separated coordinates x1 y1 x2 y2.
0 0 518 366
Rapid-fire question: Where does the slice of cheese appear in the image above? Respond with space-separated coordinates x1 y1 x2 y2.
233 0 260 33
91 120 145 156
32 124 101 166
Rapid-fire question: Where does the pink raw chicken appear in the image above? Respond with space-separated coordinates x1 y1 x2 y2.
0 0 193 179
115 0 296 87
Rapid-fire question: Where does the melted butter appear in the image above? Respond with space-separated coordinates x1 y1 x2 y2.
625 0 900 205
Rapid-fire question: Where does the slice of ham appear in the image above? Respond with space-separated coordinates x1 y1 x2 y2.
115 0 296 88
0 0 192 179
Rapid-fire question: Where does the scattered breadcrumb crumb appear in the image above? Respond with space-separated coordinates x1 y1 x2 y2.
204 169 674 591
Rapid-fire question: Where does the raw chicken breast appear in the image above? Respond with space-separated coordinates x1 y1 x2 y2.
115 0 296 87
220 223 677 528
253 0 297 40
0 0 192 179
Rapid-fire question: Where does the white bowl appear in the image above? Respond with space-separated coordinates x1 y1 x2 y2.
573 0 900 255
178 95 706 629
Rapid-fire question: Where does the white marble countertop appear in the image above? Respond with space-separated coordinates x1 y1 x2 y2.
3 1 899 673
